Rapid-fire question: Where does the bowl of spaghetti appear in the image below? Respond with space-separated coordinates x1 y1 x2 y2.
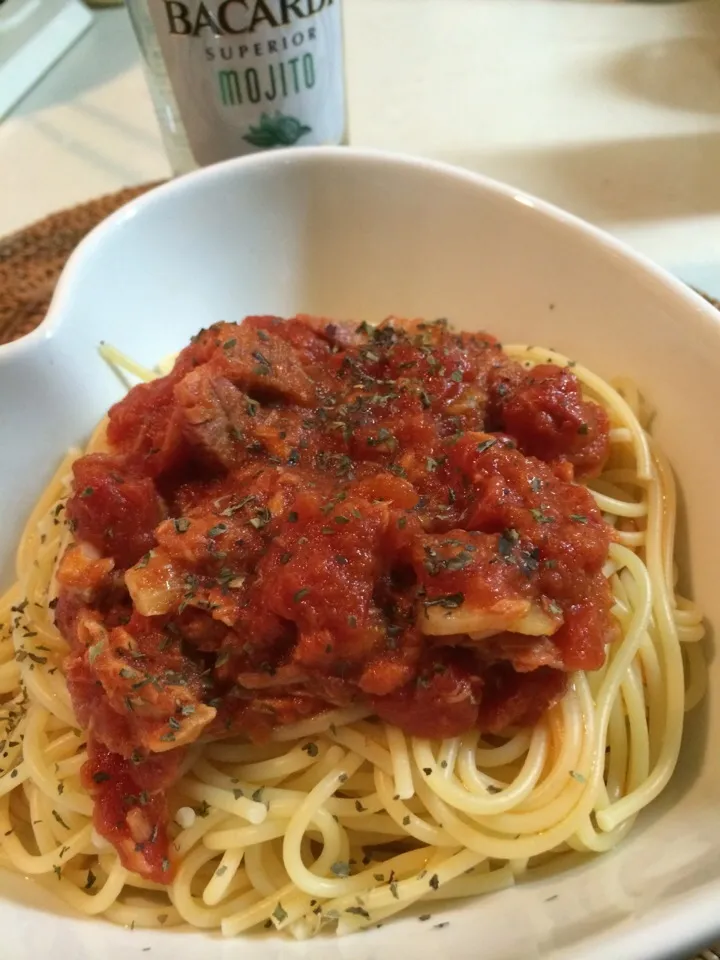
0 149 718 960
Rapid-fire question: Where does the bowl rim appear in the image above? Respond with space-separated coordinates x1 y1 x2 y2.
1 146 718 366
1 145 719 958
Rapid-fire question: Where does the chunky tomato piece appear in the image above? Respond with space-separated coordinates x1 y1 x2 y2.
66 454 164 568
489 364 609 478
83 739 178 883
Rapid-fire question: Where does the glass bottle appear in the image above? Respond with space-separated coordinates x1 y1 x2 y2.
126 0 348 175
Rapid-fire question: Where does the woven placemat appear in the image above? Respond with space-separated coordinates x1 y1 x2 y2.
0 183 162 345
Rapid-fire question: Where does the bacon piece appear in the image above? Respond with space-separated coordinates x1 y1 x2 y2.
56 544 114 599
174 371 251 468
66 616 215 758
211 320 316 406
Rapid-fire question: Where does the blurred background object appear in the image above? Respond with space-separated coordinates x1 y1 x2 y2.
0 0 92 119
1 0 720 299
126 0 347 174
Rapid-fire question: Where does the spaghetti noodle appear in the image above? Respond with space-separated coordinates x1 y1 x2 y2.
0 320 705 939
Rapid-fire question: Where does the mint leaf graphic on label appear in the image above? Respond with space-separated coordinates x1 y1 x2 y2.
243 113 312 148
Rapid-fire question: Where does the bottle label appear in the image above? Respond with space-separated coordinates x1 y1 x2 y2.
147 0 345 167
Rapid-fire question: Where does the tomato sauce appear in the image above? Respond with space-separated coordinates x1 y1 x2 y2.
58 316 614 880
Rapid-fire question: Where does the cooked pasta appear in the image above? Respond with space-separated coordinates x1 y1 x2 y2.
0 318 705 937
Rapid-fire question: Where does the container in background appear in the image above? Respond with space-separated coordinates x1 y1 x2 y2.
126 0 347 175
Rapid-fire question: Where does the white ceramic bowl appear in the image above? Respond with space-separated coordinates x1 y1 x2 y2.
0 148 718 960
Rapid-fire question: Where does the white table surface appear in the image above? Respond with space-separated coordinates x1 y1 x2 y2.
1 0 720 297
